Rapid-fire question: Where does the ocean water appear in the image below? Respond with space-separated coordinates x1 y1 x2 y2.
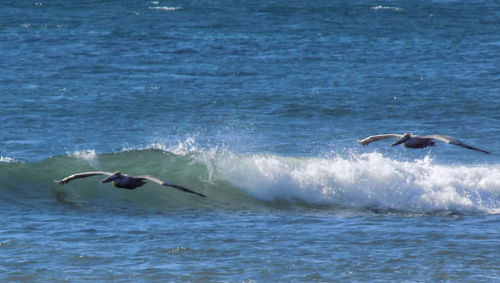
1 0 499 281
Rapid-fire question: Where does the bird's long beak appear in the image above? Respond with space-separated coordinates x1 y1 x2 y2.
392 136 409 146
101 174 119 183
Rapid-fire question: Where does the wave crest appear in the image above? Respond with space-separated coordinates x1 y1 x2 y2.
1 148 498 215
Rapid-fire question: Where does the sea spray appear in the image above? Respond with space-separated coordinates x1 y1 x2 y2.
71 149 100 169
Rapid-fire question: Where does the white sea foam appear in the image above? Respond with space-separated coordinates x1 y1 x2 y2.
71 149 101 169
212 152 500 214
148 6 181 11
0 156 15 163
371 6 403 11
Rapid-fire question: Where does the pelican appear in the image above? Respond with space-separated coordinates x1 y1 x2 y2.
55 171 206 197
358 133 490 154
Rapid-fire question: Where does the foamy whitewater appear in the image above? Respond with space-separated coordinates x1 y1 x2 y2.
1 0 499 281
215 152 500 214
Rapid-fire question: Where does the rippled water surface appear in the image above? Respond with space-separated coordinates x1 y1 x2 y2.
1 0 499 281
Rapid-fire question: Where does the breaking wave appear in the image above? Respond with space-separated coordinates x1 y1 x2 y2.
1 143 499 215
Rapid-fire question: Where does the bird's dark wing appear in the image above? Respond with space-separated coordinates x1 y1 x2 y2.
423 135 490 154
358 134 404 146
55 171 114 184
136 175 206 197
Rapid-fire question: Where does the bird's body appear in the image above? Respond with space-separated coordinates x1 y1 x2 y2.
358 133 490 154
55 171 206 197
107 173 147 190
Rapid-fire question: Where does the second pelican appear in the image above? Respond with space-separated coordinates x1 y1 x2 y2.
358 133 490 154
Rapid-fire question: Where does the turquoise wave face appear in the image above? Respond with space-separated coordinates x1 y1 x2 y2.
1 147 499 215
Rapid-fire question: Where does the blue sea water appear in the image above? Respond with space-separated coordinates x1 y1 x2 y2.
1 0 499 281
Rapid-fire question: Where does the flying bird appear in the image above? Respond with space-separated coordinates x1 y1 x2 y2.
358 133 490 154
55 171 206 197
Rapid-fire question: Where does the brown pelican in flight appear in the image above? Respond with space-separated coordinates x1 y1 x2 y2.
358 133 490 154
55 171 206 197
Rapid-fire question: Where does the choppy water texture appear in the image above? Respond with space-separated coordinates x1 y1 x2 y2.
1 0 499 281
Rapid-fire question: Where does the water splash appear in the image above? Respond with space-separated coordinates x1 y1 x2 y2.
168 137 200 156
71 150 100 169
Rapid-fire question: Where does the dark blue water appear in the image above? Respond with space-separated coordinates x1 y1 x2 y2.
1 1 499 281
